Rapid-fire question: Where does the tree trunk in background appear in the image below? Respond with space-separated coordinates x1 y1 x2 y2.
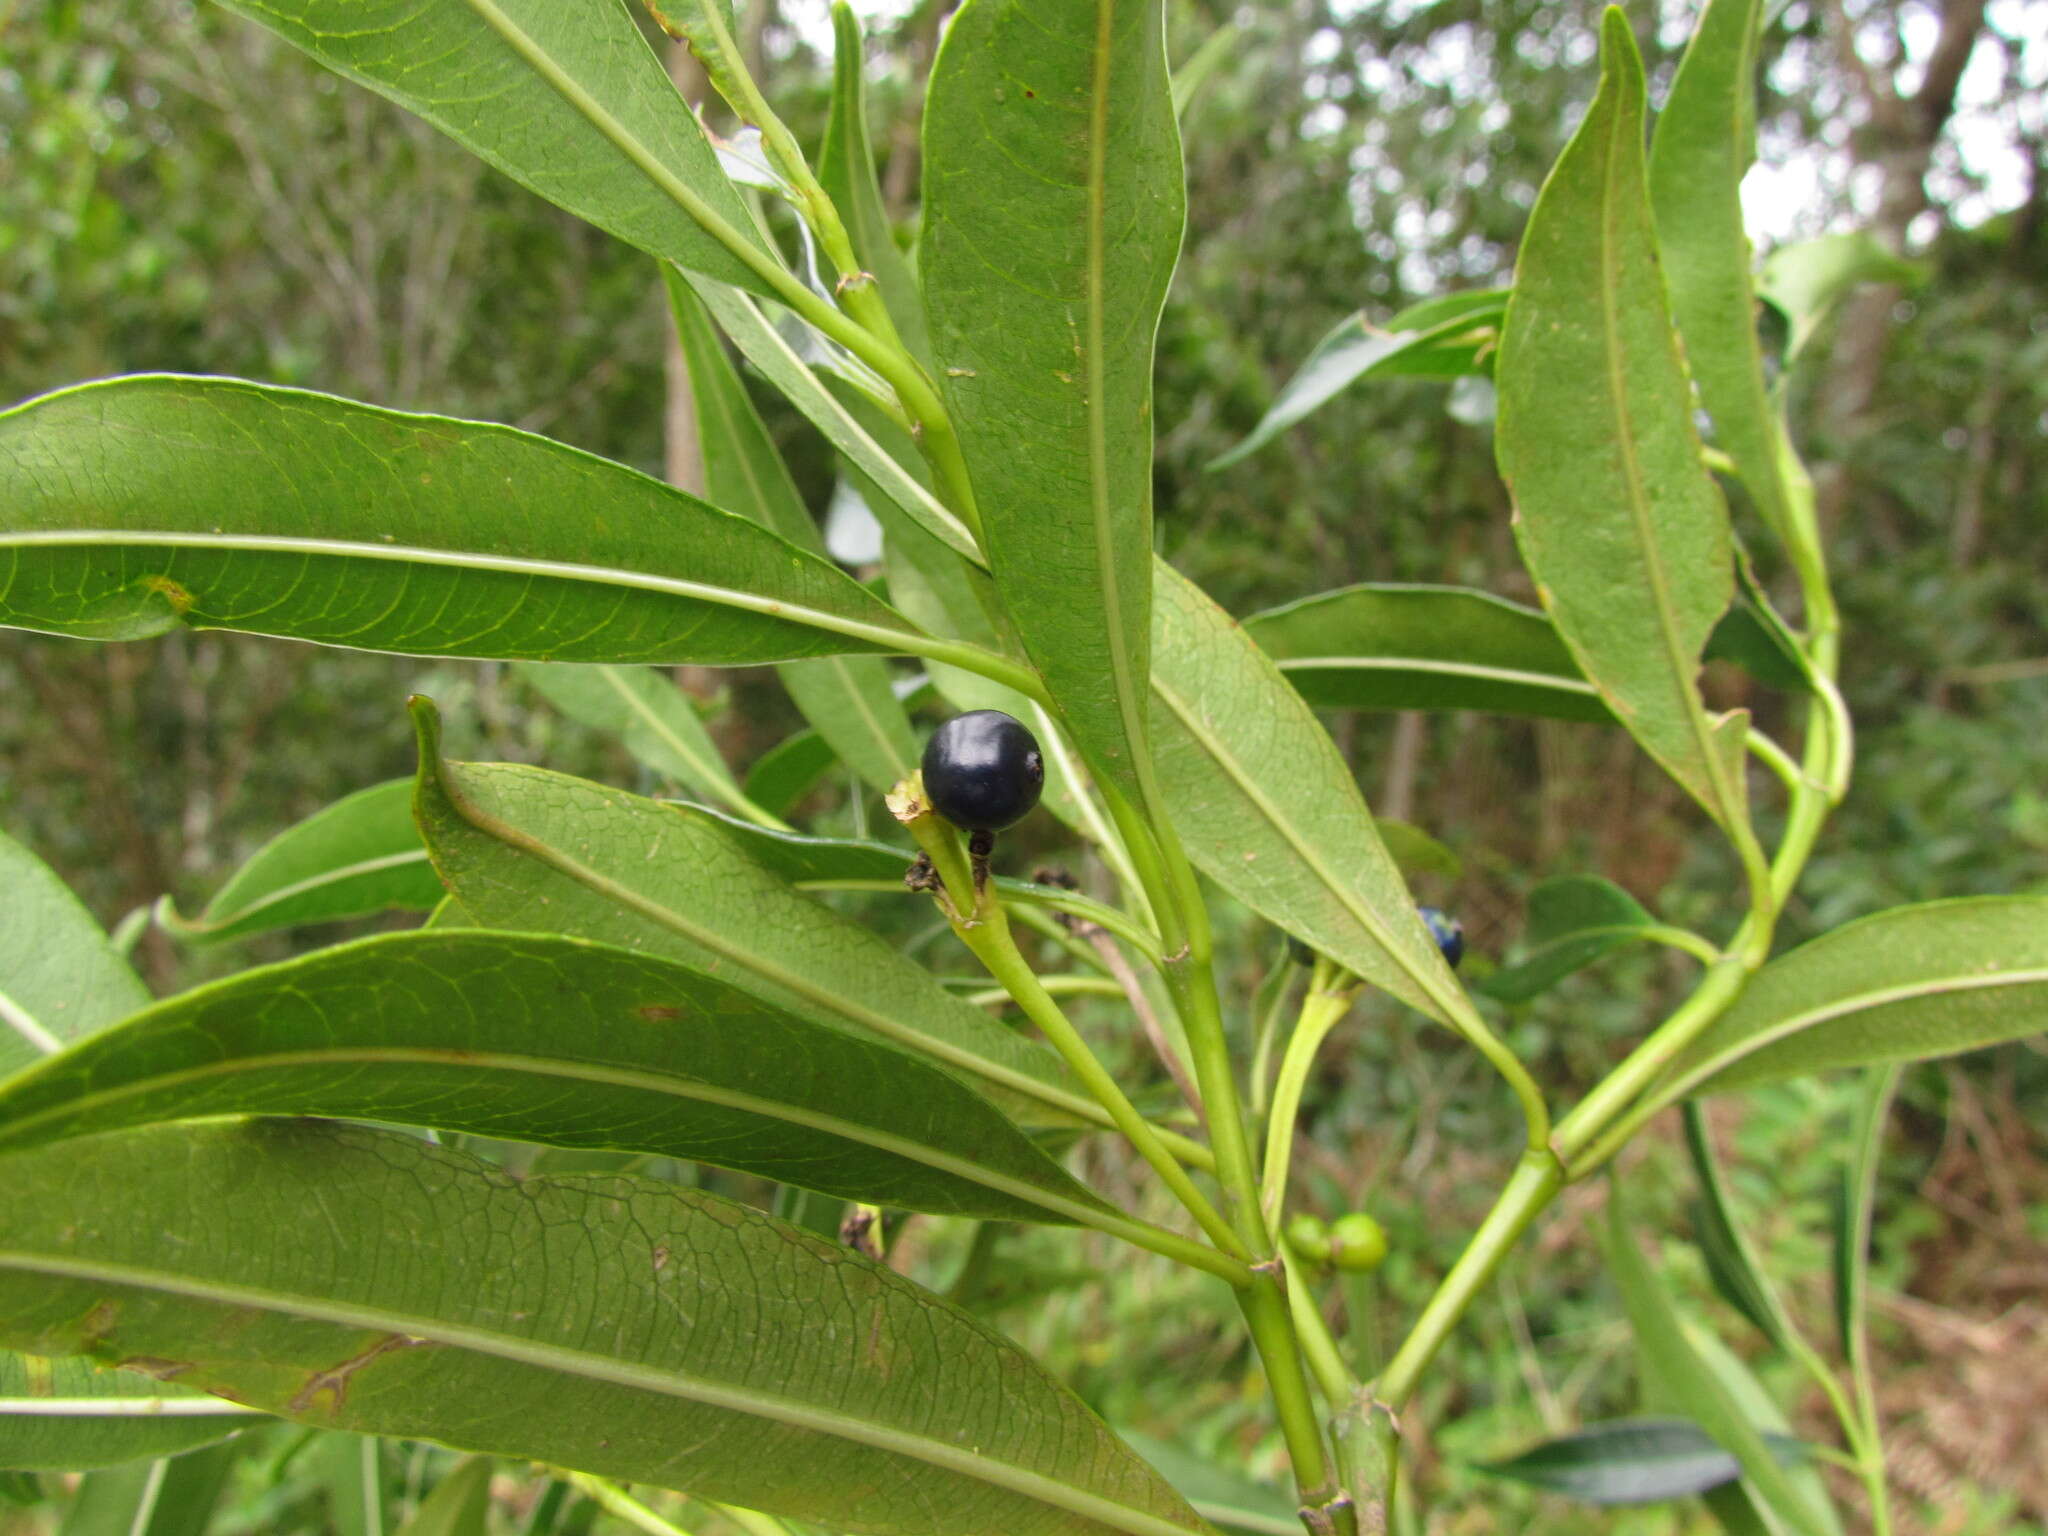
1813 0 1988 533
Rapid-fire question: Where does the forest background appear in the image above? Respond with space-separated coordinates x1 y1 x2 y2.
1 0 2044 1529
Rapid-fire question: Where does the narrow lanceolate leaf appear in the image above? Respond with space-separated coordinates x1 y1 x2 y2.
1150 564 1457 1024
158 781 442 945
513 664 757 815
684 277 983 565
1480 876 1659 1003
0 1355 261 1470
0 829 150 1073
819 3 931 362
923 0 1185 801
1210 291 1508 470
1661 898 2048 1099
0 930 1109 1224
1603 1183 1832 1535
668 277 919 795
1244 585 1610 723
1476 1418 1805 1506
0 377 928 666
0 1121 1213 1536
218 0 775 295
409 701 1091 1129
1495 12 1748 837
1648 0 1793 545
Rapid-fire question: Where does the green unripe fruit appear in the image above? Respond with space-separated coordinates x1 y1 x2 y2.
1284 1212 1331 1266
1328 1212 1388 1273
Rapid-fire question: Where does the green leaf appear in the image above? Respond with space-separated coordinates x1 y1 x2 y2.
1479 876 1659 1003
1603 1180 1831 1535
676 812 911 885
682 277 983 566
1114 1433 1296 1536
1209 292 1507 470
1835 1065 1902 1358
1374 820 1463 883
923 0 1185 802
57 1442 242 1536
1150 564 1458 1026
1682 1104 1791 1350
0 930 1108 1225
0 1120 1213 1536
743 730 841 820
1683 1327 1843 1536
1757 234 1926 362
1169 24 1242 122
644 0 748 118
409 701 1094 1129
0 827 150 1072
1475 1418 1808 1505
1702 557 1814 695
0 1471 40 1506
0 1355 261 1471
314 1434 388 1536
0 376 932 667
1495 12 1749 838
218 0 775 296
1647 0 1794 546
818 3 931 363
395 1457 492 1536
667 277 919 794
158 781 443 945
1659 898 2048 1098
514 665 758 815
1243 585 1610 723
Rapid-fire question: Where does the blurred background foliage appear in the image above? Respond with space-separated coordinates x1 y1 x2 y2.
1 0 2045 1530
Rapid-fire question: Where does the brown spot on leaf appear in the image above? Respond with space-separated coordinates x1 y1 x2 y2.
139 575 194 615
636 1004 683 1023
290 1332 425 1416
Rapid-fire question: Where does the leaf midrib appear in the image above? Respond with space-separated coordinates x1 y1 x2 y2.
0 1251 1201 1536
0 1045 1101 1224
1273 656 1599 694
1 531 917 656
0 1396 256 1419
1671 966 2048 1098
184 850 433 932
0 990 62 1058
430 764 1103 1127
596 667 744 798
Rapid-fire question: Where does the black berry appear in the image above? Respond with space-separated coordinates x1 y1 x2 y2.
1418 905 1464 969
921 710 1044 832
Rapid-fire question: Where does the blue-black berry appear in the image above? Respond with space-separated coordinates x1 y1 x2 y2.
921 710 1044 832
1418 905 1464 969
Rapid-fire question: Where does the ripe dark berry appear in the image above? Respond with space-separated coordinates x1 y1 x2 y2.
921 710 1044 832
1418 905 1464 970
1328 1211 1388 1273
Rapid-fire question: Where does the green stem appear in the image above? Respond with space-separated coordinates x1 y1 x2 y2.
1240 1277 1341 1523
963 975 1126 1006
1844 1064 1903 1536
1248 952 1303 1121
1373 1149 1563 1411
1259 983 1357 1223
794 876 1163 961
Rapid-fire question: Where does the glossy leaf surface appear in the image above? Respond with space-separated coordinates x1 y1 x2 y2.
0 930 1107 1222
0 829 151 1072
411 703 1090 1127
219 0 772 294
1244 585 1609 723
923 0 1184 801
1210 291 1507 469
1495 14 1748 835
1476 1418 1804 1505
0 1121 1212 1536
1150 564 1456 1024
0 1355 260 1471
1480 876 1659 1003
0 377 927 666
158 780 442 945
514 665 754 812
669 279 919 794
1662 897 2048 1097
1647 0 1791 544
